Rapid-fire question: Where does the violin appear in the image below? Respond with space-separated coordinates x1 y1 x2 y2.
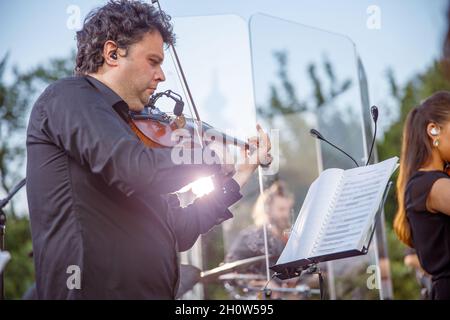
127 0 271 184
128 90 250 151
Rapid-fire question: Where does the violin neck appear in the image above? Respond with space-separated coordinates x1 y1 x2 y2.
205 128 249 150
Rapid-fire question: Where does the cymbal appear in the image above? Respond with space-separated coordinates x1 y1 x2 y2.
200 255 269 282
244 283 321 295
218 273 267 282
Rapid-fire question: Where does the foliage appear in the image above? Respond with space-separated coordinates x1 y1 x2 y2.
254 51 450 300
257 50 352 119
0 52 74 299
2 37 449 301
377 60 450 299
377 61 450 227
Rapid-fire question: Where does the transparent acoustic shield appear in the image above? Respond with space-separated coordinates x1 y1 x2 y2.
249 14 389 300
158 15 258 299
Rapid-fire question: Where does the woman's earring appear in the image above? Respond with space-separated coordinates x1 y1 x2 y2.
433 139 440 147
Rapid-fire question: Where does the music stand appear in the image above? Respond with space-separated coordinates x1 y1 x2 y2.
271 181 393 300
0 178 26 300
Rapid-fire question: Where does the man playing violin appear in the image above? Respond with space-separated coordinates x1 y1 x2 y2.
26 0 271 299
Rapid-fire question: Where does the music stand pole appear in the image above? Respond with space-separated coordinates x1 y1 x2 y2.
0 206 6 300
0 178 26 300
304 264 325 300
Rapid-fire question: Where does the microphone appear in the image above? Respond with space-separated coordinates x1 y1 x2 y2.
309 129 359 167
370 105 378 122
366 105 378 166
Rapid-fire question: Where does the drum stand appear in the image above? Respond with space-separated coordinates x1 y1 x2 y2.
0 205 6 300
0 178 26 300
265 263 325 300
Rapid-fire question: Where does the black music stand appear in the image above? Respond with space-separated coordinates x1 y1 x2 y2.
271 181 393 300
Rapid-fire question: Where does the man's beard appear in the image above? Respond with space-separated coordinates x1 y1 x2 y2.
270 218 290 233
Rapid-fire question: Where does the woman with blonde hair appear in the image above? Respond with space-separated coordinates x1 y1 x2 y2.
394 91 450 299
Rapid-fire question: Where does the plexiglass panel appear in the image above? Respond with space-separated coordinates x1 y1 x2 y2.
164 13 390 300
249 13 382 300
159 15 260 299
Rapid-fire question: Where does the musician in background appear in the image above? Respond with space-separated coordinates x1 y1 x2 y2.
394 91 450 300
225 181 294 276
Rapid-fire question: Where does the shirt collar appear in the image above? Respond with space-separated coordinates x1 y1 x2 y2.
84 75 130 122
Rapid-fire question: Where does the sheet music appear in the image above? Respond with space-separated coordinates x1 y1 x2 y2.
274 157 398 270
310 160 395 256
0 250 11 273
276 168 343 265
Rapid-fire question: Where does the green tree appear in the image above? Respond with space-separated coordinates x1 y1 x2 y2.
378 61 450 226
377 60 450 299
257 50 352 119
0 53 74 299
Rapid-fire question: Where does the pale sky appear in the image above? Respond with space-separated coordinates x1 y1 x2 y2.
0 0 447 130
0 0 447 213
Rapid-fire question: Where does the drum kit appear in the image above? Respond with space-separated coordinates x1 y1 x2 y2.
177 255 320 300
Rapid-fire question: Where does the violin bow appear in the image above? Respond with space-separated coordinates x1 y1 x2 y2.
151 0 202 123
152 1 273 284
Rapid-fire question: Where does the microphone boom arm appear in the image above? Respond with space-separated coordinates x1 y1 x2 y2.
310 129 359 167
319 137 360 168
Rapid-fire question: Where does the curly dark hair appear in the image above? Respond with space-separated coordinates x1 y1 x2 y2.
75 0 175 75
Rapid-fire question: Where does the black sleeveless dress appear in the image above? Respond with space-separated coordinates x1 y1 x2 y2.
405 170 450 300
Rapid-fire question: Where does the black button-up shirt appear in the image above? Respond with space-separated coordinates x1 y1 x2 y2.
26 75 242 299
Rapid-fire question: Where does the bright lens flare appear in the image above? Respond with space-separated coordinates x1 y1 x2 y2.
190 176 215 197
